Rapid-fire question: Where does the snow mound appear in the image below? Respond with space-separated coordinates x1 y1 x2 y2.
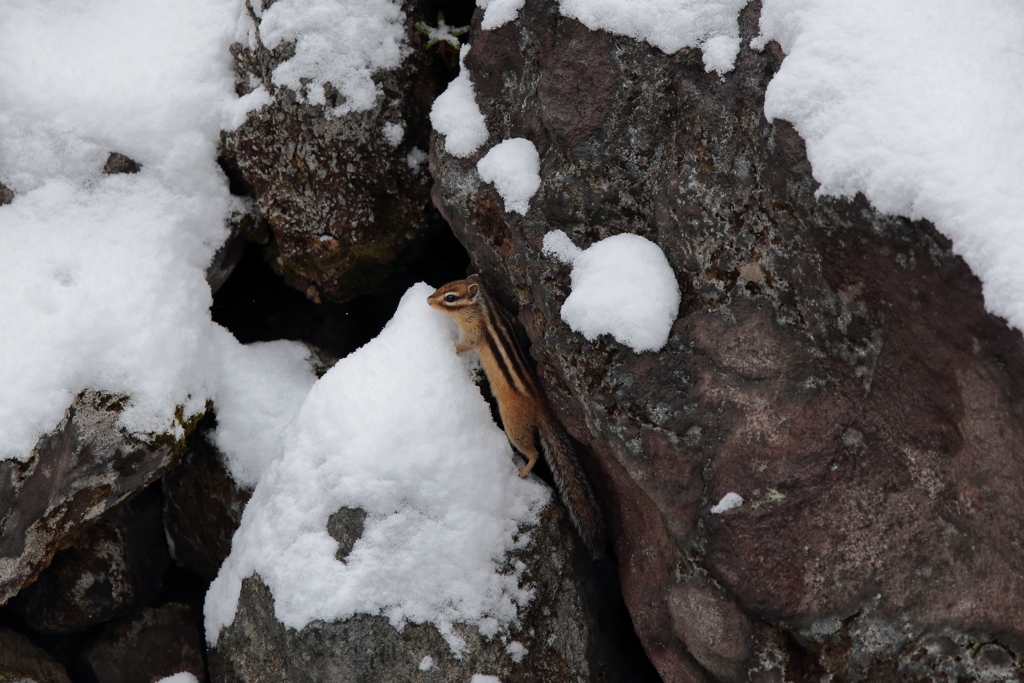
242 0 410 115
544 231 680 353
430 46 489 158
476 138 541 216
755 0 1024 332
205 284 551 652
156 675 199 683
557 0 748 74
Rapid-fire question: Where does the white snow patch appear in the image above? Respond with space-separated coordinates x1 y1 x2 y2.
557 0 747 74
382 121 405 147
0 0 261 460
255 0 410 115
418 655 434 671
476 138 541 216
430 46 489 158
205 285 550 652
478 0 527 30
711 492 744 514
406 148 428 171
156 675 198 683
471 676 501 683
505 640 528 662
755 0 1024 332
543 231 680 353
210 337 319 487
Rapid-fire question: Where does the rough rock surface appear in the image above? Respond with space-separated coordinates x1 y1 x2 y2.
79 603 205 683
431 1 1024 681
0 392 192 606
0 628 71 683
221 0 441 303
9 485 168 634
163 416 253 582
209 502 652 683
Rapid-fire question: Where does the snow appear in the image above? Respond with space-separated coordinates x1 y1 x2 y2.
209 337 319 487
543 231 681 353
418 655 434 671
471 676 501 683
478 0 527 30
406 148 428 171
505 640 528 662
430 46 489 158
710 492 744 514
476 139 541 216
557 0 747 74
205 285 551 652
382 121 405 147
754 0 1024 332
156 675 198 683
241 0 410 115
0 0 322 470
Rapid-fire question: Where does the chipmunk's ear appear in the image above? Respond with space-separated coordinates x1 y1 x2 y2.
466 273 480 283
467 282 479 300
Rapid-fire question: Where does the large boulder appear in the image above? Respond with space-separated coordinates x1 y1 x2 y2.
209 501 653 682
221 0 442 303
431 1 1024 681
0 391 194 606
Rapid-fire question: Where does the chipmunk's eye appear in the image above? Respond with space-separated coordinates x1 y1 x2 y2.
444 293 458 303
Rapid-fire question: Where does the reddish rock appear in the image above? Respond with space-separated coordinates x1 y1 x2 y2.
431 0 1024 680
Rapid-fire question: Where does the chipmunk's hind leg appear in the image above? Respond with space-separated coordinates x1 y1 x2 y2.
504 420 540 478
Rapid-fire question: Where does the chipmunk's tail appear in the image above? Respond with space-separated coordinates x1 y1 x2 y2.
538 418 605 557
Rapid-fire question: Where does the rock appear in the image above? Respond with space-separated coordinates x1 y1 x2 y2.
431 1 1024 680
79 603 205 683
0 182 13 206
102 152 142 175
0 391 195 606
221 1 441 303
0 629 72 683
9 485 168 634
209 502 653 682
163 415 253 582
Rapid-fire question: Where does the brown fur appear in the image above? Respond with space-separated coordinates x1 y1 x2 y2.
428 276 605 556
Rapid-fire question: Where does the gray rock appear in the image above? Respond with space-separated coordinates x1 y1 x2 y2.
9 485 168 634
0 391 197 606
79 603 205 683
221 0 441 303
0 629 71 683
102 153 141 175
431 1 1024 680
210 502 649 682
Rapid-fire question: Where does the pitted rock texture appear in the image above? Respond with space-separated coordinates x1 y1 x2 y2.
221 0 441 304
431 1 1024 681
0 392 187 606
9 485 167 634
163 416 253 582
210 502 656 683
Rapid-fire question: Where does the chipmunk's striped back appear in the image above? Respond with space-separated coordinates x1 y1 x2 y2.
428 275 605 556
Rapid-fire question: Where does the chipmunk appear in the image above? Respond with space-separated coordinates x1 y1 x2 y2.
428 275 604 556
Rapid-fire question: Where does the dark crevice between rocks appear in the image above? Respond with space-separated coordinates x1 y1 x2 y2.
211 212 471 359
